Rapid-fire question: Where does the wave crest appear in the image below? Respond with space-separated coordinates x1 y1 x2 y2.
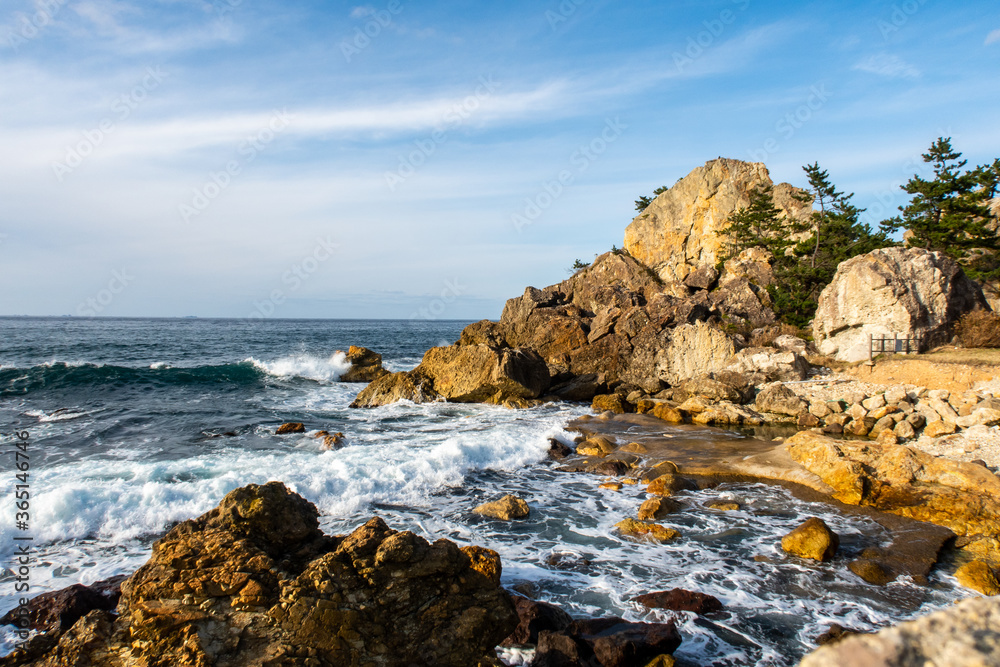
245 352 351 383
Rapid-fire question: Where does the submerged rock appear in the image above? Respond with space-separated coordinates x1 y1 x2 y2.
474 494 531 521
632 589 723 614
2 482 517 667
275 421 305 434
614 519 680 543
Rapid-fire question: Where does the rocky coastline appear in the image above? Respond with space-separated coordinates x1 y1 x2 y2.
5 158 1000 666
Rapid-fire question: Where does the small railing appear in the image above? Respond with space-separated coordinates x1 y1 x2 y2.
867 333 921 364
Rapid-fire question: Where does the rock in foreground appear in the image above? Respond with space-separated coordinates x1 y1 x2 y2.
2 482 517 667
785 430 1000 538
798 595 1000 667
781 517 839 562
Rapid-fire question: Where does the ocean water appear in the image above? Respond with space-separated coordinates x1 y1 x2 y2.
0 317 973 665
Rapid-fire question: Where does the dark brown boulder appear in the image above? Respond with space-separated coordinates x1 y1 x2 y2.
534 629 591 667
633 588 723 614
503 595 573 646
535 618 682 667
0 575 125 633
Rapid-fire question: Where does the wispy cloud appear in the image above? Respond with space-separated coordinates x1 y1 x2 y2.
853 54 921 80
986 28 1000 45
349 6 376 19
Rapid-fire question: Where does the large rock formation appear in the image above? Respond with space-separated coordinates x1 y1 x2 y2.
353 251 766 407
349 159 824 409
812 247 990 362
785 430 1000 538
623 158 812 283
798 595 1000 667
2 482 517 667
351 344 549 408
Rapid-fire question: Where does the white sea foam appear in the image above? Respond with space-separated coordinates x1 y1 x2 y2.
24 408 91 422
245 351 352 383
0 402 577 548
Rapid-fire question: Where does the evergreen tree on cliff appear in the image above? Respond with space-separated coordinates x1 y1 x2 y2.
771 165 889 327
719 185 797 261
882 137 1000 281
634 185 668 212
720 170 888 328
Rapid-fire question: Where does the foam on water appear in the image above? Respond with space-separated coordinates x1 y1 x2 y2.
23 408 92 423
0 318 979 664
245 351 351 383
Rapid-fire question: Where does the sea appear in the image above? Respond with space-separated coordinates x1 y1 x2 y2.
0 317 974 665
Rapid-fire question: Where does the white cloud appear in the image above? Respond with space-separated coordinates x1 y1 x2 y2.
853 53 921 80
986 28 1000 45
350 6 376 19
0 79 574 169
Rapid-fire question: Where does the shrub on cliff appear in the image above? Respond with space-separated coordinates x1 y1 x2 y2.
955 310 1000 348
634 185 668 212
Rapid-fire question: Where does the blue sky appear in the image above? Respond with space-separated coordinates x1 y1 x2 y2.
1 0 998 319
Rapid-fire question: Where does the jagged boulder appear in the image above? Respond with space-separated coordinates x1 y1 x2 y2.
350 369 440 407
420 344 550 403
351 344 549 408
340 345 388 383
813 247 990 362
623 158 811 283
2 482 518 667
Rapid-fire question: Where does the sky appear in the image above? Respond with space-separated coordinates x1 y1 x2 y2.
1 0 998 320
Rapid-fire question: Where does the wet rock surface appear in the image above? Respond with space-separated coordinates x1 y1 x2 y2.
1 482 518 667
339 345 388 383
632 589 723 615
534 617 681 667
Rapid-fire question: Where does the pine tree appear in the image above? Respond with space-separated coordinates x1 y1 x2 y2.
801 162 842 268
717 166 892 328
719 185 794 262
881 138 999 280
634 185 668 212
